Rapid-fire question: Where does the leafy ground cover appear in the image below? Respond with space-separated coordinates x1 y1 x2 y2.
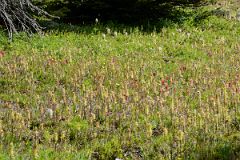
0 7 240 160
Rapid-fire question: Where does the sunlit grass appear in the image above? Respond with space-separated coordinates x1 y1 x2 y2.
0 16 240 159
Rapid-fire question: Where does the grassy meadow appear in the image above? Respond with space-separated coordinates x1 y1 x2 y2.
0 8 240 160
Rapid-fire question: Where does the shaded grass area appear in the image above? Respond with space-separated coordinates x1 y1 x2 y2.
35 0 204 25
38 5 236 36
0 14 240 159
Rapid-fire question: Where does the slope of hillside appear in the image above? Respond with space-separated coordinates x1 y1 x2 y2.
0 4 240 160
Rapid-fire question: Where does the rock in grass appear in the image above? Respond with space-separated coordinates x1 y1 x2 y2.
212 8 230 19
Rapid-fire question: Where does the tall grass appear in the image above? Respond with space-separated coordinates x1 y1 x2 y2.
0 15 240 159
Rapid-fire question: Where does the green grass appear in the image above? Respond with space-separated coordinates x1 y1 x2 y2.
0 13 240 159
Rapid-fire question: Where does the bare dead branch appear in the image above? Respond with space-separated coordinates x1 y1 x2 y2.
0 0 56 40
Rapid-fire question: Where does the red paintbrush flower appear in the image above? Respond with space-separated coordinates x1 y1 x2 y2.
0 50 5 57
161 79 165 85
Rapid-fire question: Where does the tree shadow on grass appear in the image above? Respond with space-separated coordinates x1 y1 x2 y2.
40 7 212 35
34 0 212 34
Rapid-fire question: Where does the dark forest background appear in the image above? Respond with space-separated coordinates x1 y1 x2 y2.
0 0 214 39
33 0 207 24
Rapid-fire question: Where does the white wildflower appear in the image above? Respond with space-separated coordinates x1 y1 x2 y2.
236 11 240 21
102 33 106 39
158 47 163 52
95 18 99 24
46 108 53 118
113 31 118 37
106 27 111 34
